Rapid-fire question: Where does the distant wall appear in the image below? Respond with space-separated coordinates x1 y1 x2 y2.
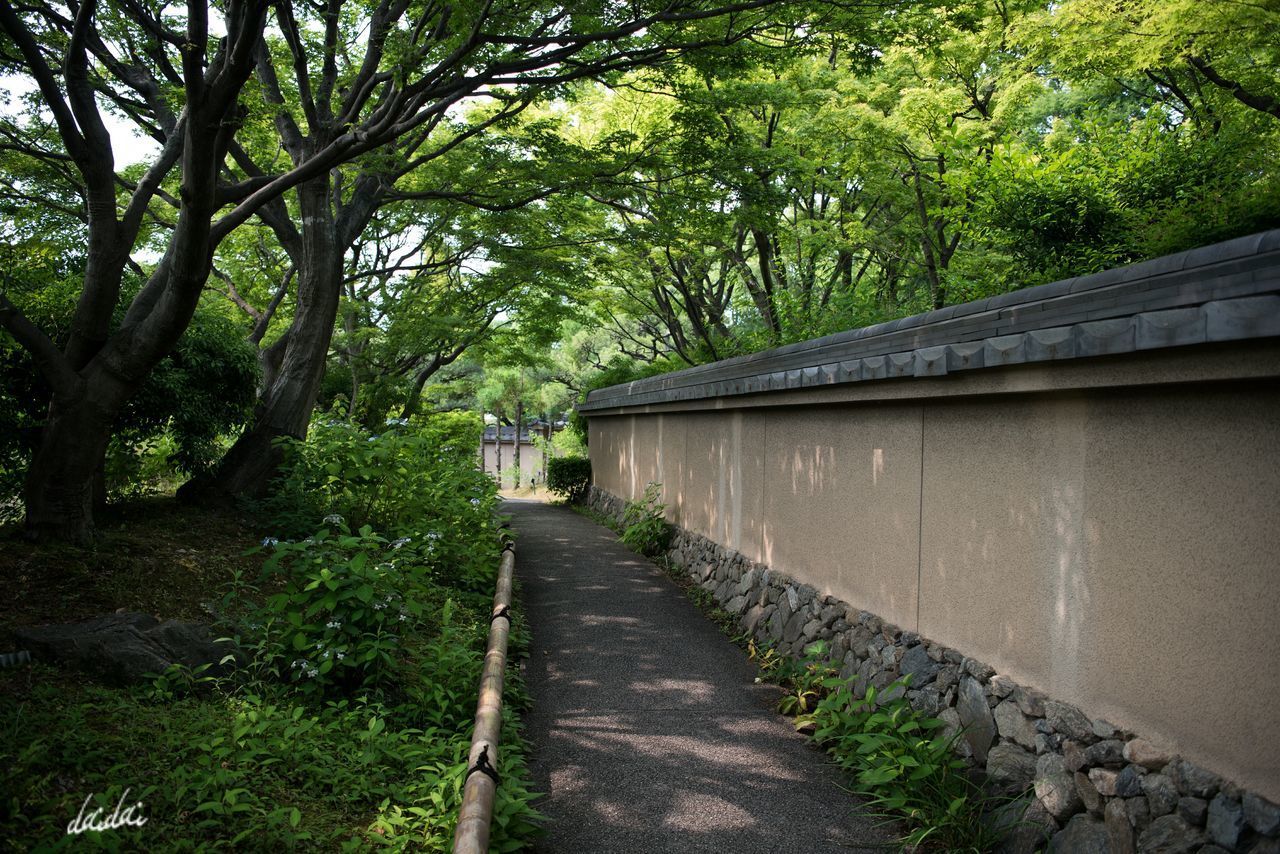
481 440 547 486
581 231 1280 813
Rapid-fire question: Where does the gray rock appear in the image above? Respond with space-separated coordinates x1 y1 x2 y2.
940 707 970 757
990 674 1017 698
1047 700 1098 743
1065 741 1089 772
782 610 808 644
1139 815 1205 854
1077 771 1104 815
1196 846 1230 854
936 664 960 692
1128 796 1153 832
1125 739 1174 771
1050 814 1111 853
1037 734 1062 755
958 676 997 764
1086 740 1128 768
926 643 945 662
1206 795 1245 850
1169 760 1221 800
800 618 823 641
1249 840 1280 854
995 795 1059 854
724 594 747 615
1015 686 1047 717
1037 753 1084 820
847 625 874 658
988 743 1039 790
1108 798 1137 854
15 612 240 685
899 643 941 687
736 568 758 595
1094 719 1118 739
879 643 897 667
911 686 945 717
1114 766 1146 798
742 604 766 635
1144 773 1180 817
1244 793 1280 836
963 657 996 680
997 699 1040 750
1179 798 1209 826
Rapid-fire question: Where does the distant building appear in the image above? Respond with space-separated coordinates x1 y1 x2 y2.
480 419 566 487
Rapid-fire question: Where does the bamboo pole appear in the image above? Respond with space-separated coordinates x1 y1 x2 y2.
453 534 516 854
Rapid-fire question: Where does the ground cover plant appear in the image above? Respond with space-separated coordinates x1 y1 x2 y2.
0 412 541 850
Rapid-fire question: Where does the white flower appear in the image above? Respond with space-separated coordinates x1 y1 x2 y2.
261 537 279 547
427 531 441 541
323 514 344 525
326 620 342 630
367 435 379 442
389 537 411 549
321 650 331 660
385 417 408 426
335 651 345 661
373 602 385 610
398 613 408 622
470 498 481 506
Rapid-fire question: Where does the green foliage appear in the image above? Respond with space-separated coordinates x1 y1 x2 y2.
1 670 540 851
546 455 591 503
619 482 671 557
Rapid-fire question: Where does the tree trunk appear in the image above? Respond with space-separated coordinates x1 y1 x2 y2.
22 388 116 544
513 400 523 489
188 180 343 499
495 424 502 486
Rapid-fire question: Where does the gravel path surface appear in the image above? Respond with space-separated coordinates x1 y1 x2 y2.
506 498 892 853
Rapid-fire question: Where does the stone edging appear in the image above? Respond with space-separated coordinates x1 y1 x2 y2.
588 485 1280 854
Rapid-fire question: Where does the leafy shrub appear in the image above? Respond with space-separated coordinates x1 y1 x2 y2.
619 481 670 556
546 455 591 503
802 675 1009 851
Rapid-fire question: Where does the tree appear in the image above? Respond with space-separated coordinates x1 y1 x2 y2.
0 0 807 541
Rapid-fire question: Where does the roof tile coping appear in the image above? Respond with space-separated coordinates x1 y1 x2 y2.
580 230 1280 412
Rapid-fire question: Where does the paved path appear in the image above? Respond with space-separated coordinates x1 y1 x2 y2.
505 499 892 853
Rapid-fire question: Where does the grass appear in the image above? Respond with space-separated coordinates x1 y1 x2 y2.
0 496 541 851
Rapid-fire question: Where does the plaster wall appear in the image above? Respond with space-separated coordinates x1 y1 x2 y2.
588 377 1280 802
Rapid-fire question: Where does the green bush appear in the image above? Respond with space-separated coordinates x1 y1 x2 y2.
546 455 591 503
619 482 670 556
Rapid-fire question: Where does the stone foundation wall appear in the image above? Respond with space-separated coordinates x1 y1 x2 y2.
589 485 1280 854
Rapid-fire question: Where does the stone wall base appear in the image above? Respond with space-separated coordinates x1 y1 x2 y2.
588 485 1280 854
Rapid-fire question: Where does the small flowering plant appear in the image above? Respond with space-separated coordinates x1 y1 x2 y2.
250 524 426 695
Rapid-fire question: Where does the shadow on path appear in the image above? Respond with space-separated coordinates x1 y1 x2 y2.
505 499 893 853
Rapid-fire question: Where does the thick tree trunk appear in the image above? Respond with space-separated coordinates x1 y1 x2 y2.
22 389 115 544
190 180 343 499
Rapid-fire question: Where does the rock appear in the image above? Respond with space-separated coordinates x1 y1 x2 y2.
724 594 748 615
880 644 897 667
911 686 944 717
990 674 1017 698
1047 700 1098 743
1196 846 1231 854
1249 840 1280 854
1179 798 1209 826
1050 814 1111 853
1015 686 1047 717
995 795 1059 854
1125 739 1174 771
782 610 808 644
15 612 240 685
997 699 1040 749
1037 734 1062 755
1092 768 1123 797
1037 754 1084 820
1086 740 1128 768
958 676 997 764
736 568 758 595
800 618 823 641
1114 766 1146 798
1078 772 1105 815
1144 774 1180 818
988 743 1039 790
742 604 766 634
1206 795 1245 850
1108 798 1137 854
963 657 996 680
1244 793 1280 836
1065 741 1089 772
1094 719 1118 739
926 643 945 662
899 644 941 687
847 625 874 658
936 664 960 692
1169 760 1221 800
1128 796 1153 832
1139 815 1205 853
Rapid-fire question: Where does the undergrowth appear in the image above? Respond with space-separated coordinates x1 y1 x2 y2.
0 412 542 851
